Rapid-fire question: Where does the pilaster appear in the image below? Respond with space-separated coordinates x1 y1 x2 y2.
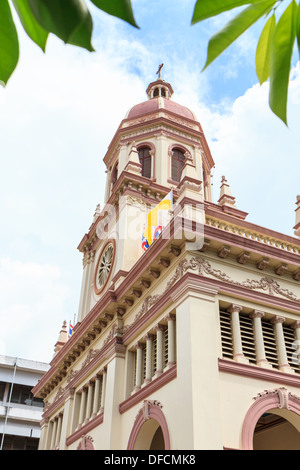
59 388 75 450
175 284 223 449
101 349 126 449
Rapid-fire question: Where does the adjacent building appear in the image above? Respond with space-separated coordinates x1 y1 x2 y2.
33 73 300 450
0 355 49 450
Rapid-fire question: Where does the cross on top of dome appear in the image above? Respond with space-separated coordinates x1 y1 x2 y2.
146 64 174 100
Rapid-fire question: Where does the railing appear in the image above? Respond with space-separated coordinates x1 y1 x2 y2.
206 216 300 255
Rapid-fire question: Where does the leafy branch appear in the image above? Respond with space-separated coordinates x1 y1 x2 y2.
192 0 300 124
0 0 138 86
0 0 299 124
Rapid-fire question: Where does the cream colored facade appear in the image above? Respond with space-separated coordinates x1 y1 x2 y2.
33 75 300 450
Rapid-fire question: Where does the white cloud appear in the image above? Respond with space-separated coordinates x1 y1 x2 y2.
197 64 300 235
0 258 70 362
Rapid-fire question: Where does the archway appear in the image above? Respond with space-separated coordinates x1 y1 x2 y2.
241 387 300 450
253 412 300 450
127 400 170 450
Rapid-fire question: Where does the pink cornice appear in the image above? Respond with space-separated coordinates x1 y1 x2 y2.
206 204 300 248
103 110 206 167
219 358 300 387
204 224 300 266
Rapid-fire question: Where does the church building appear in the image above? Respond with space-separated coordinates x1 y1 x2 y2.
33 70 300 450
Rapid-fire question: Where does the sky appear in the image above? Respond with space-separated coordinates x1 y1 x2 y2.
0 0 299 363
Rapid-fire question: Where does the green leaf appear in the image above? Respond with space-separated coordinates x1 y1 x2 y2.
27 0 94 51
269 0 297 125
191 0 266 24
90 0 139 28
255 13 276 84
296 0 300 56
202 0 276 70
0 0 19 86
12 0 48 52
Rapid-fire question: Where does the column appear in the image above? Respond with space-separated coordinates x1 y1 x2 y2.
55 413 63 448
92 374 101 417
292 321 300 368
228 304 248 363
70 390 81 435
166 314 176 367
85 381 94 423
50 418 57 450
250 310 272 368
59 388 75 450
154 324 166 376
144 333 155 385
100 368 107 411
271 316 293 373
78 386 87 428
133 343 144 392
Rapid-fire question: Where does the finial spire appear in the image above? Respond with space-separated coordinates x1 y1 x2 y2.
53 320 68 356
294 195 300 238
218 176 236 208
156 63 164 79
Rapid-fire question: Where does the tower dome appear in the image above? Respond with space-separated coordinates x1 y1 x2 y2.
125 66 197 121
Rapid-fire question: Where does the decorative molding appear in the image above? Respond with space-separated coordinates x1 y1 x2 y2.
253 387 300 410
127 256 300 330
142 400 163 420
77 435 94 450
193 256 300 302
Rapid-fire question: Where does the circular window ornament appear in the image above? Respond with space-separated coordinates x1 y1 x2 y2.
94 241 115 295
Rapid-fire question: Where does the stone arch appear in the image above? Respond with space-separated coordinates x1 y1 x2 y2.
127 400 170 450
241 387 300 450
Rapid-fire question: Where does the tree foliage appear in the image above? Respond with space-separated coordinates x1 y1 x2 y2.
0 0 138 87
192 0 300 124
0 0 299 124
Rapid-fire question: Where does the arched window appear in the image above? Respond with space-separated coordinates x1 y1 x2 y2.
171 148 185 182
138 147 152 179
153 88 159 97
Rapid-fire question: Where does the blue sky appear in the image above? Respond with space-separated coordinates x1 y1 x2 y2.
0 0 299 362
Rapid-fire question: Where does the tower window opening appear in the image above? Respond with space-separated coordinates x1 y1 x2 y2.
153 88 159 97
138 147 152 179
171 148 185 183
111 162 118 186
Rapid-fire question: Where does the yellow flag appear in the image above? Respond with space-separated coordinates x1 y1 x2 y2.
143 189 173 247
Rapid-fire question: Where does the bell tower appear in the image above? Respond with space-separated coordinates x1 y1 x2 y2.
76 71 215 322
